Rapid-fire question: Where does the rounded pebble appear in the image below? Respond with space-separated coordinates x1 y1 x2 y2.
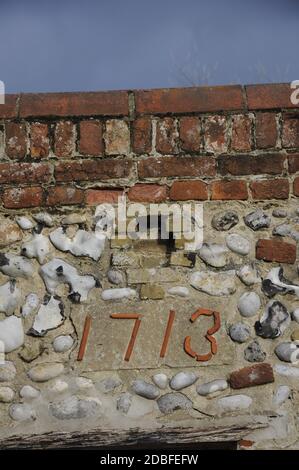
152 373 168 389
9 403 36 421
226 233 250 255
20 385 40 400
132 380 160 400
157 392 193 414
0 386 15 403
170 371 197 391
53 335 74 353
197 379 228 396
237 292 261 317
229 323 251 343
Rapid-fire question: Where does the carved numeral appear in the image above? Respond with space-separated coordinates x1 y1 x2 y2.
110 314 142 361
184 308 220 362
160 310 176 358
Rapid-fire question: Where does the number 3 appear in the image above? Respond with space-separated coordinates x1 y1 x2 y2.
184 308 220 362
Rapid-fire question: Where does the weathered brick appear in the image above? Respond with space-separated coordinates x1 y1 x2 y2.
250 179 289 199
211 180 248 200
229 364 274 389
140 284 165 300
179 117 201 152
156 117 178 154
256 113 278 149
104 119 130 155
5 122 27 159
231 114 252 151
132 117 152 154
54 121 76 157
30 122 49 158
19 91 129 117
169 180 208 200
138 156 215 178
55 159 133 182
288 153 299 173
256 239 296 264
86 189 124 205
0 94 18 119
79 120 103 156
128 184 167 202
205 115 227 153
218 154 285 175
3 186 43 208
46 186 84 206
246 83 297 110
282 113 299 148
293 176 299 196
135 86 245 114
0 162 51 184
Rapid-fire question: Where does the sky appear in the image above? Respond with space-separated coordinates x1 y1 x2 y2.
0 0 298 93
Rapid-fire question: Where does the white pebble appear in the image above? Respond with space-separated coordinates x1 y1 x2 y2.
53 335 74 353
16 216 34 230
226 233 250 255
0 386 15 403
217 394 252 412
237 292 261 317
20 385 40 400
197 379 228 396
101 288 137 301
152 373 168 389
132 380 160 399
48 379 69 394
273 385 291 407
170 371 197 391
167 286 189 297
75 377 94 390
9 403 36 421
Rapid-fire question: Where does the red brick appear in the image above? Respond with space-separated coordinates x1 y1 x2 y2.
79 120 103 156
5 122 27 159
282 113 299 148
231 114 252 151
132 117 152 154
30 123 49 158
169 180 208 200
238 440 254 449
246 83 297 110
256 239 296 264
138 156 215 179
128 184 167 202
250 179 289 200
256 113 278 149
229 364 274 389
46 186 84 206
54 121 75 157
288 153 299 173
3 186 43 209
0 94 19 119
211 180 248 200
204 115 227 153
55 159 133 182
19 91 129 117
135 85 245 114
179 117 201 152
156 118 178 154
293 176 299 196
0 162 51 184
218 154 285 176
86 189 124 205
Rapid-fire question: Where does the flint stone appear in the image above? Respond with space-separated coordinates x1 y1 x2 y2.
152 373 168 389
157 392 193 414
273 385 291 407
9 403 36 421
244 210 271 231
132 380 160 400
237 292 261 317
217 395 252 412
199 243 228 268
229 323 251 343
197 379 228 396
190 271 236 296
0 386 15 403
226 233 250 255
28 363 64 382
170 371 197 391
244 340 266 362
49 395 99 420
117 393 132 414
212 211 239 231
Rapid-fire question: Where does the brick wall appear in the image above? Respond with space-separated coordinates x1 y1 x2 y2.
0 83 298 209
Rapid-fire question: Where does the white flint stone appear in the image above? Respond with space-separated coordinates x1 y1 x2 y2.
274 364 299 378
48 379 69 394
50 227 106 261
0 316 24 352
98 377 122 393
53 335 74 353
21 232 50 264
21 293 40 318
28 363 64 382
152 373 168 389
117 392 132 414
49 395 99 420
132 380 160 400
20 385 40 400
273 385 291 407
0 361 16 382
0 253 34 278
9 403 36 421
217 394 252 412
197 379 228 396
237 264 260 286
40 258 98 302
291 308 299 323
226 233 250 255
33 212 54 227
0 280 21 316
107 269 124 285
238 292 261 317
157 392 192 414
170 371 197 391
275 342 299 364
190 271 236 296
101 288 137 301
16 216 34 230
199 243 228 268
30 296 64 336
229 323 251 343
0 386 15 403
167 286 189 297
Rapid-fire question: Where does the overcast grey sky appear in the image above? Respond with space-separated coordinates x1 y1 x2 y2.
0 0 298 93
